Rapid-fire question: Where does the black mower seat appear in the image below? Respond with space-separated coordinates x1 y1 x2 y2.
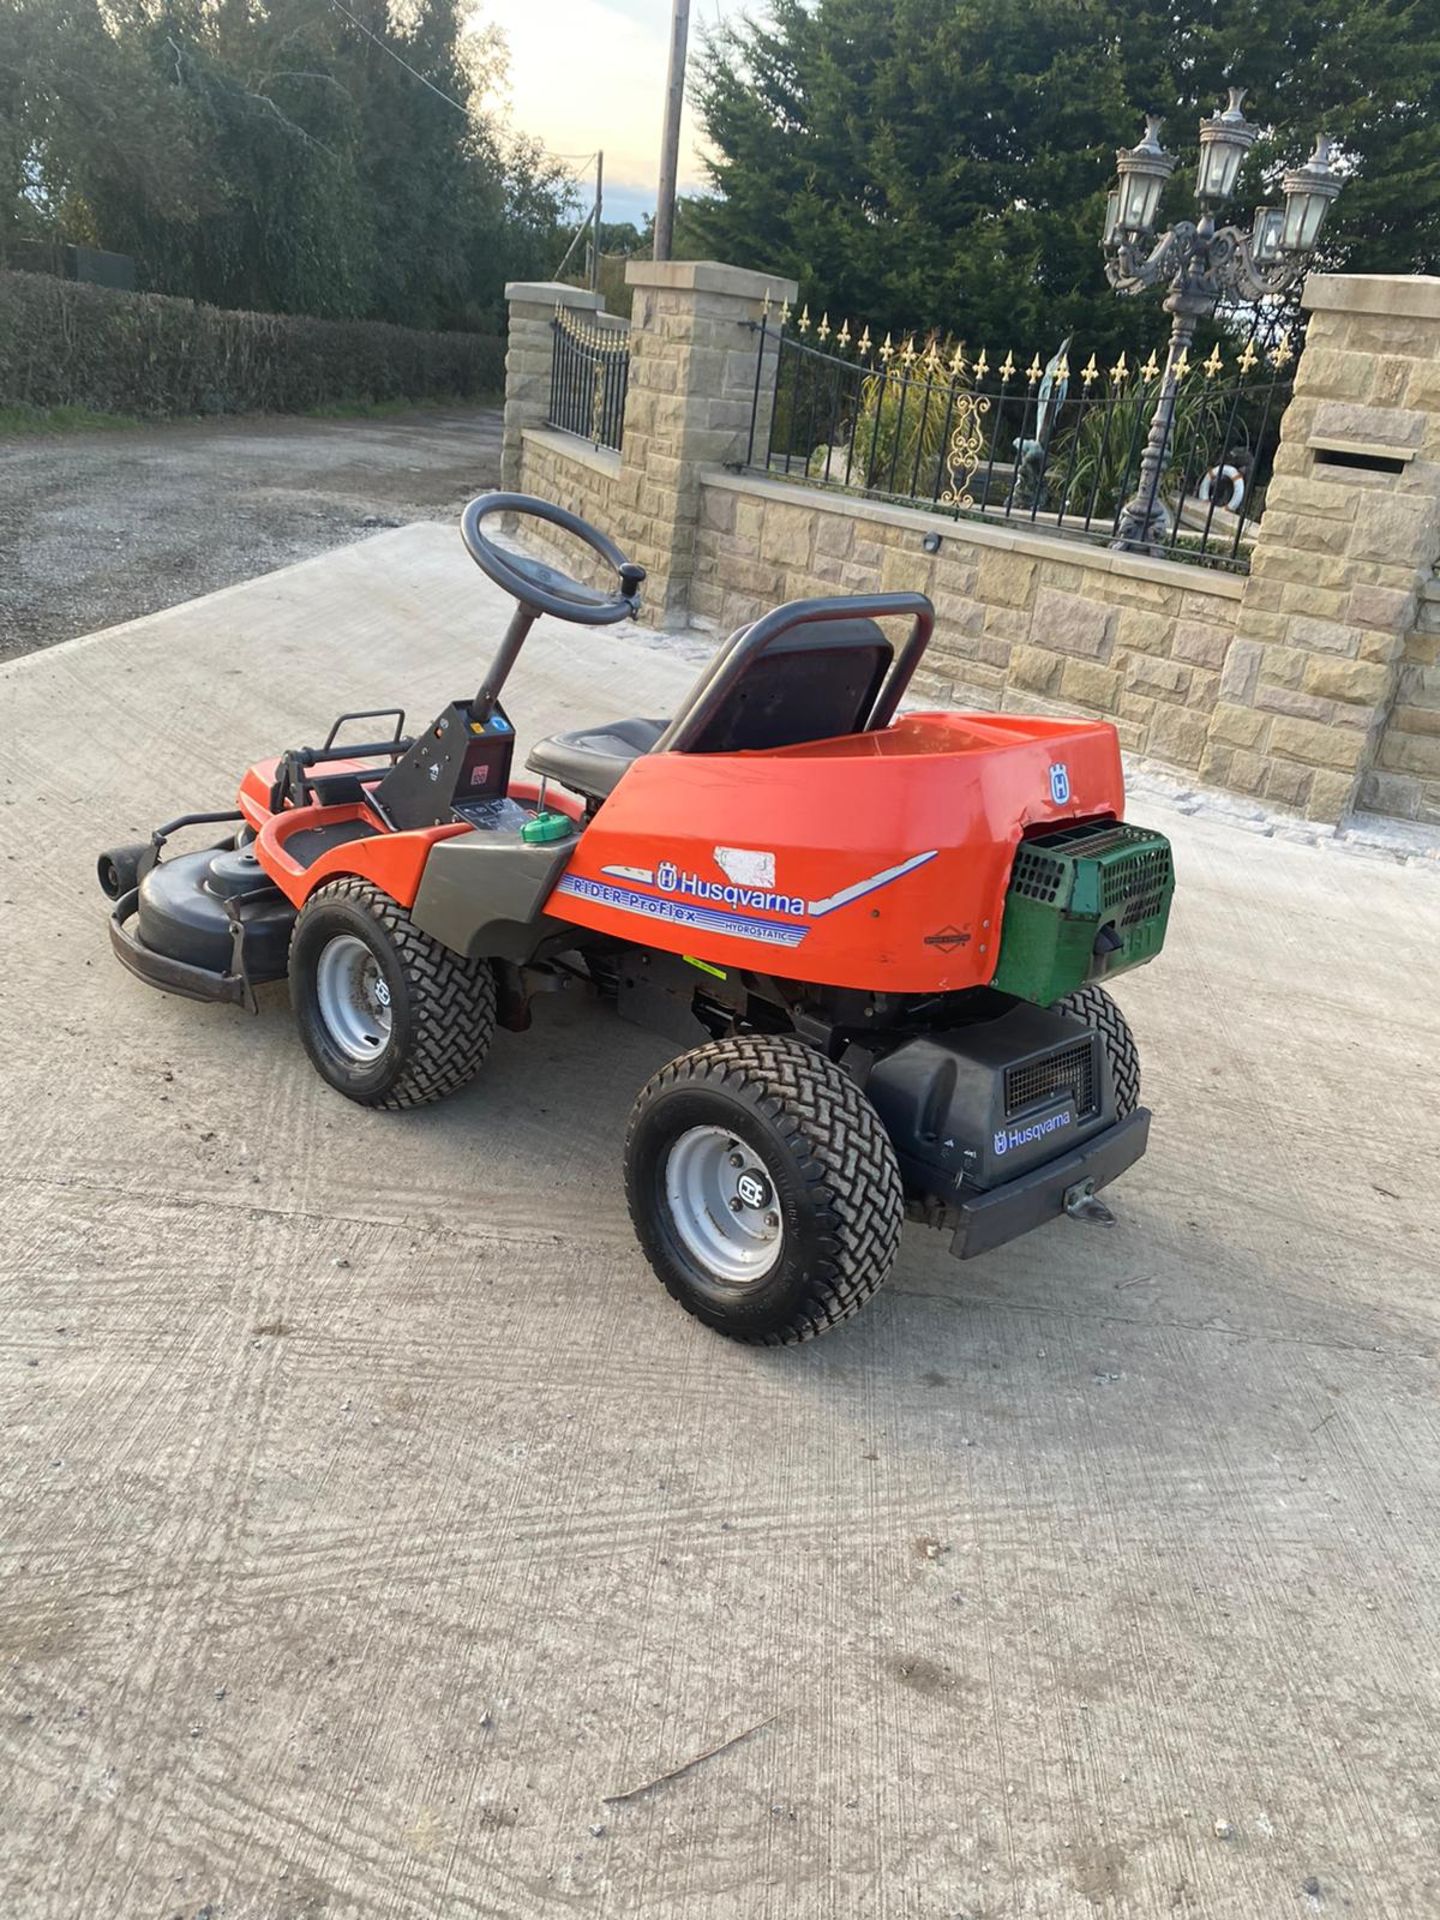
526 715 669 800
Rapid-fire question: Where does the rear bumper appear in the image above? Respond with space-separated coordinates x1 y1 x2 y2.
949 1108 1150 1259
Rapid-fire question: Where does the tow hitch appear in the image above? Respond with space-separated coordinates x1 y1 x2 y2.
1063 1178 1116 1227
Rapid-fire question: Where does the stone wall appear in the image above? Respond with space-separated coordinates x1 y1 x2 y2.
506 262 795 623
691 474 1241 764
504 263 1440 827
1364 575 1440 823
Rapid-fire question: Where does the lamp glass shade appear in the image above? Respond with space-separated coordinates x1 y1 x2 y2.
1197 91 1257 204
1252 207 1285 263
1281 184 1331 252
1103 189 1122 245
1280 137 1342 253
1113 115 1176 235
1123 171 1166 231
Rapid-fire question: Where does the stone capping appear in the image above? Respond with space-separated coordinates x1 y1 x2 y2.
521 426 621 480
625 258 799 303
503 280 603 309
702 466 1246 600
1305 434 1418 465
1303 271 1440 321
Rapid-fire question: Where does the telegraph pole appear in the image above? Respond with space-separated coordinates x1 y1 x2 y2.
652 0 690 261
590 149 604 292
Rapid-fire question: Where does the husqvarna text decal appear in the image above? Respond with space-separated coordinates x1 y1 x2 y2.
554 874 808 947
557 848 940 945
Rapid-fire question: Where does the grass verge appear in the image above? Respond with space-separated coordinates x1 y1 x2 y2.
0 402 144 436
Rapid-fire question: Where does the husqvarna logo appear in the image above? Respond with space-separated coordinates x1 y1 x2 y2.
1049 762 1071 805
994 1112 1073 1156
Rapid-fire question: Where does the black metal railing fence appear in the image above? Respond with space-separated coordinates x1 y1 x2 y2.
747 303 1298 572
547 306 630 451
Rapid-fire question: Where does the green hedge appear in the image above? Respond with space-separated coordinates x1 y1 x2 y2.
0 271 505 417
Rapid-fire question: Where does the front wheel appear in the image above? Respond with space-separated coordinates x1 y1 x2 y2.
624 1034 905 1345
290 877 495 1109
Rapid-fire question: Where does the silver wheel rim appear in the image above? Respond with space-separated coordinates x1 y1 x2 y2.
315 934 393 1063
664 1125 783 1284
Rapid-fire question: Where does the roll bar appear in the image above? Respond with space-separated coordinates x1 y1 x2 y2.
654 592 936 755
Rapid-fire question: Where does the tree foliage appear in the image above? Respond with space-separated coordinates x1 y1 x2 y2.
0 0 574 326
690 0 1440 358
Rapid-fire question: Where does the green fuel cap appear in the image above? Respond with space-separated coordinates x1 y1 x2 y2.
521 810 573 845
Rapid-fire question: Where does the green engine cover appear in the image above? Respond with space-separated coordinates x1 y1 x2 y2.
991 820 1174 1007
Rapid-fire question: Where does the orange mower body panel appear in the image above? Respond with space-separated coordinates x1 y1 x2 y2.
547 712 1125 993
238 760 581 909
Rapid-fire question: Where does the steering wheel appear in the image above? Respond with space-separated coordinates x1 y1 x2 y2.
461 492 645 625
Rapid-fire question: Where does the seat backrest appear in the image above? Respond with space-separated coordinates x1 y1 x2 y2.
685 616 892 754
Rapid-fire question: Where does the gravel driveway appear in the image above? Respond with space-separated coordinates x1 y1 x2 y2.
0 405 501 659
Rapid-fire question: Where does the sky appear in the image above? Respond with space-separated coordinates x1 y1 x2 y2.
485 0 743 228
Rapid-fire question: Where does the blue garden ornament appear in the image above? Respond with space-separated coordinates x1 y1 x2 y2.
1013 335 1072 507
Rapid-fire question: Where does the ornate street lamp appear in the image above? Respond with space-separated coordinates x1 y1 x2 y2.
1102 91 1343 553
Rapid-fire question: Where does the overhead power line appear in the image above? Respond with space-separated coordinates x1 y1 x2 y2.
325 0 594 183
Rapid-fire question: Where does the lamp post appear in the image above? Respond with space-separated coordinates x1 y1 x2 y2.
1102 91 1343 553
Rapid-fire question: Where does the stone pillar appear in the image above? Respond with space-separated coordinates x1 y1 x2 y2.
1205 273 1440 822
501 281 602 492
616 259 797 625
1363 575 1440 822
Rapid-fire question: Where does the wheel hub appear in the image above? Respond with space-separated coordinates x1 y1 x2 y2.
315 934 394 1063
664 1127 783 1284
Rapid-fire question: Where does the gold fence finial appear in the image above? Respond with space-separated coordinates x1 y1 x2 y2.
998 350 1016 382
1140 348 1160 381
857 323 872 357
1081 353 1099 389
816 311 830 342
1109 350 1129 383
879 331 894 364
972 347 989 381
1237 336 1260 374
1271 328 1294 369
1202 342 1224 379
797 303 811 334
1026 352 1043 384
836 318 852 350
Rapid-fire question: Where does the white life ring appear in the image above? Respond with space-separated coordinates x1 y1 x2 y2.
1198 462 1246 512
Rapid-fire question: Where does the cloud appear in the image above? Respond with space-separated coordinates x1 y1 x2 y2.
479 0 722 205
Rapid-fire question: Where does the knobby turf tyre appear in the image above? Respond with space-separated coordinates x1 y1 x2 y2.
290 877 495 1110
1054 983 1140 1117
624 1033 905 1346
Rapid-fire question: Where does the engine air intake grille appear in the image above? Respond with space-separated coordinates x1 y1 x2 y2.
993 818 1175 1007
1005 1038 1097 1120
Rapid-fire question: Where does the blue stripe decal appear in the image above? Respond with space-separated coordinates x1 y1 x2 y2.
556 874 809 947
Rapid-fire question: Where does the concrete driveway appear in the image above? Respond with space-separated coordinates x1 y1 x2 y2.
2 525 1438 1919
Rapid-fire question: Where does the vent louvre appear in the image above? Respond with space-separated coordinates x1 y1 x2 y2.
1004 1038 1097 1120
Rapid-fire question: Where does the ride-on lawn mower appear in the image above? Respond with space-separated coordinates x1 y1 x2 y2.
99 493 1174 1345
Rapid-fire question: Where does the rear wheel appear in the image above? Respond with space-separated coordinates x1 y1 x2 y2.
290 878 495 1109
624 1034 904 1344
1055 983 1140 1116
